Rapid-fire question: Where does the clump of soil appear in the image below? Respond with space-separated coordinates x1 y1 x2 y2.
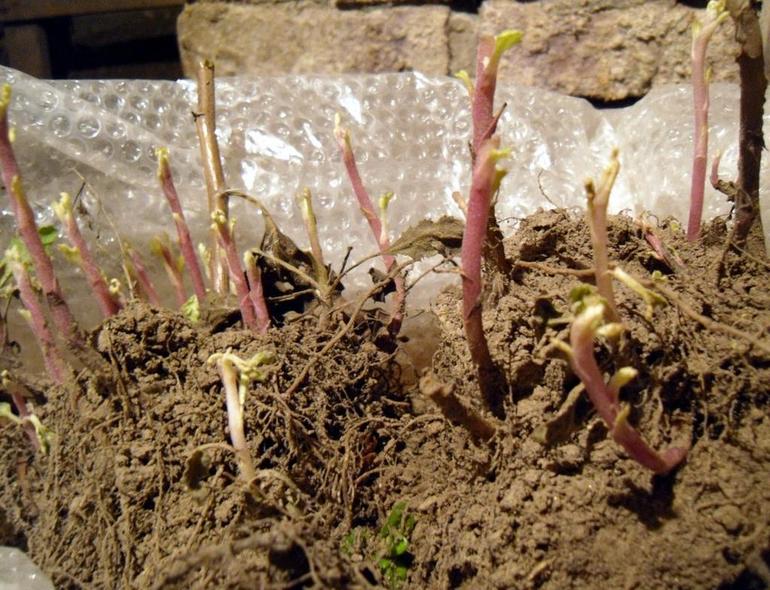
2 209 769 589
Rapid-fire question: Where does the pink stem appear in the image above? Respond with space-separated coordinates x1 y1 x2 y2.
58 199 121 318
152 239 187 308
6 387 41 453
157 148 208 303
0 86 81 347
461 138 502 406
335 125 405 336
213 216 258 331
472 36 498 155
687 8 726 241
127 248 161 307
10 260 66 385
244 252 270 334
569 306 687 475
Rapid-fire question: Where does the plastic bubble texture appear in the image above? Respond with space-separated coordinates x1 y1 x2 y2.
0 65 768 311
0 547 54 590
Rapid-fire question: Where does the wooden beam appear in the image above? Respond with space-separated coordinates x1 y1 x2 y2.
0 0 184 23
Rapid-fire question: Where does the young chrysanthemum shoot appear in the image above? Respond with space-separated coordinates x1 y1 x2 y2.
556 288 687 475
207 349 274 483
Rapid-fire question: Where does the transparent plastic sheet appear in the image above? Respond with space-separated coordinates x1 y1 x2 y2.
0 68 769 589
0 546 53 590
0 65 768 313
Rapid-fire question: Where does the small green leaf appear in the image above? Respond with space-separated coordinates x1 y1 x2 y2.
38 225 58 247
181 295 201 323
393 536 409 556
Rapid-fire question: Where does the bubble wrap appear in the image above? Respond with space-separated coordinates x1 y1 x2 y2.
0 65 768 310
0 547 53 590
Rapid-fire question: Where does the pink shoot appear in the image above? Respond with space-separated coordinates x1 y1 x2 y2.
126 247 161 307
1 371 51 454
150 234 187 308
687 0 728 241
564 294 687 475
211 209 259 331
5 243 66 385
456 31 521 410
585 150 621 323
334 115 405 337
156 147 208 303
0 85 81 347
208 350 274 483
462 30 523 157
53 192 121 318
461 137 509 408
243 251 271 334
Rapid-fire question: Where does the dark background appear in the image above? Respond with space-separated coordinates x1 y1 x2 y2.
0 1 184 80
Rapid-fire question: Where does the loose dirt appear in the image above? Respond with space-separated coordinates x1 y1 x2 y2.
1 210 769 589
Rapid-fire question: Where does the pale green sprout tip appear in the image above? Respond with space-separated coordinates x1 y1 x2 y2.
334 113 351 150
611 267 666 320
0 402 52 455
378 191 394 213
596 322 624 340
109 278 122 296
181 295 200 323
454 70 474 95
608 366 638 393
0 84 10 113
493 30 524 59
52 192 73 224
211 209 228 228
208 349 275 406
155 146 170 176
58 244 81 265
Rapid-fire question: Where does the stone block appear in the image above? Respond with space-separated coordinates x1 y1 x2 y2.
480 0 741 101
177 2 450 77
448 12 478 76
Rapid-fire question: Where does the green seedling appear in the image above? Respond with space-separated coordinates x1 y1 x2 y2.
377 501 417 590
340 501 417 590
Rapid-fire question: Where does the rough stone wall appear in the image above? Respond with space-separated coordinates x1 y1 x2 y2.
177 0 742 101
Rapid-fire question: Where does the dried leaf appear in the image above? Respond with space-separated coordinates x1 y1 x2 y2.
388 216 464 261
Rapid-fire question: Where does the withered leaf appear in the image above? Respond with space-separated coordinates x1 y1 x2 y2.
388 216 464 261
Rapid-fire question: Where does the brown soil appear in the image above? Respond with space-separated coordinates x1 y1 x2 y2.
2 210 769 589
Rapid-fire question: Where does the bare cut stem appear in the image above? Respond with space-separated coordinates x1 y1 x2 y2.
156 147 207 303
0 85 81 347
297 187 330 299
54 192 121 318
211 210 258 331
334 116 405 337
567 298 688 474
7 249 66 384
688 0 728 241
585 150 621 323
194 60 228 293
